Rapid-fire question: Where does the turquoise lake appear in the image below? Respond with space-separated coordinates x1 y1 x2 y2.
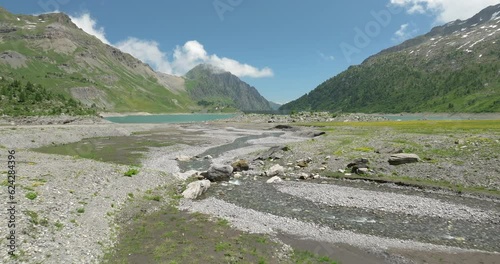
105 114 237 124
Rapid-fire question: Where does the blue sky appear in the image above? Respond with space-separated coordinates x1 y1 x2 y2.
1 0 499 103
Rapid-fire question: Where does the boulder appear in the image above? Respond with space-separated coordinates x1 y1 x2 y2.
266 164 285 177
266 176 283 183
388 154 420 165
182 180 211 199
175 155 191 162
205 164 233 182
231 159 250 172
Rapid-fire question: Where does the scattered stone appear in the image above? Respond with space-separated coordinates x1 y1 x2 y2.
231 159 250 172
312 174 320 179
234 172 242 179
205 164 234 182
338 169 346 173
203 155 213 159
266 176 283 183
455 139 466 145
182 180 211 199
388 154 421 165
347 158 369 174
266 164 285 177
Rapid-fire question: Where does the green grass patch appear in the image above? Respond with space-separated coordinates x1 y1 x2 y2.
124 168 139 177
25 192 38 200
291 250 338 264
300 120 500 134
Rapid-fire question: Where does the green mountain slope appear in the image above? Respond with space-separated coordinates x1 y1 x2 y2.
281 4 500 113
0 8 195 113
185 64 272 111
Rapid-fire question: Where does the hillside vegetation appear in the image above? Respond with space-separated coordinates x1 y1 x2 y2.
0 79 95 116
281 4 500 113
0 8 194 114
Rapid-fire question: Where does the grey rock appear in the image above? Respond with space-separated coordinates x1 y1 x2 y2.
206 164 234 182
266 176 283 183
347 158 369 173
175 155 191 161
182 180 211 199
388 153 420 165
266 164 285 177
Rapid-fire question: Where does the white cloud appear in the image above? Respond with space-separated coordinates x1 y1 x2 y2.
115 38 172 74
392 23 420 42
69 13 109 44
69 13 272 78
390 0 500 23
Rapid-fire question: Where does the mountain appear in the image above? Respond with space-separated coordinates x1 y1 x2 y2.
0 7 195 113
185 64 272 111
281 4 500 113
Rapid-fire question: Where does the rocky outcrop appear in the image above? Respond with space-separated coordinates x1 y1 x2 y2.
182 180 211 199
388 154 420 165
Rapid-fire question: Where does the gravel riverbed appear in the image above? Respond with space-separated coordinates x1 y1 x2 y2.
0 118 499 263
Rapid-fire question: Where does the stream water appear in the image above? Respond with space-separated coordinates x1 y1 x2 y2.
180 133 500 253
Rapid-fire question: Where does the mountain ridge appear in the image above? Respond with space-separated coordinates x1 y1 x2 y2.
281 4 500 113
0 8 273 114
184 63 272 111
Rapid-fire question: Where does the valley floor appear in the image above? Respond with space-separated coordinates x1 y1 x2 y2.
0 115 499 263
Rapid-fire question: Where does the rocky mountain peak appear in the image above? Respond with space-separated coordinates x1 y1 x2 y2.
194 63 228 74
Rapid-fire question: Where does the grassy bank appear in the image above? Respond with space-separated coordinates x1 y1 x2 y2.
297 119 500 197
102 184 338 264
